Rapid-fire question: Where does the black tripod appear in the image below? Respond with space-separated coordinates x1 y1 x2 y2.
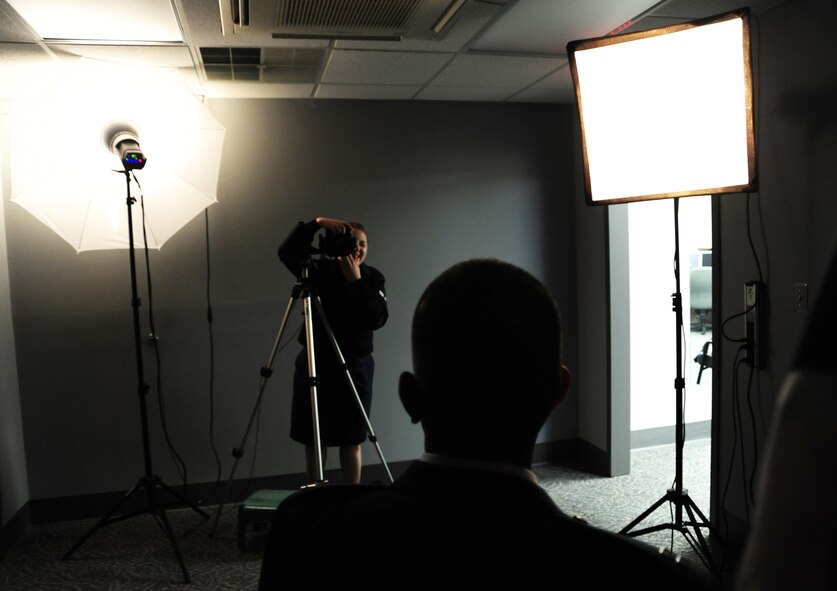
209 258 392 537
62 170 209 584
619 198 722 575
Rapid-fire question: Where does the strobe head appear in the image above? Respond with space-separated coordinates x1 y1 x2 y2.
101 119 147 170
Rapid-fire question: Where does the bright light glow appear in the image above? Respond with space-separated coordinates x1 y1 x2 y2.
8 60 225 251
7 0 182 42
569 11 756 204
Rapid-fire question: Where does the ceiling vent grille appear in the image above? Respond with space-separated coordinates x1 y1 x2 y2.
270 0 463 40
277 0 423 34
218 0 465 41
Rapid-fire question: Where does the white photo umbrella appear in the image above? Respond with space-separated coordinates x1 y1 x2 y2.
8 60 226 252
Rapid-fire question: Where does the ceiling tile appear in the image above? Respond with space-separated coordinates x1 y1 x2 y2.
470 0 661 55
431 53 564 88
322 50 453 85
6 0 182 42
531 62 572 91
652 0 787 18
50 44 195 68
3 0 766 103
334 0 501 52
623 16 691 34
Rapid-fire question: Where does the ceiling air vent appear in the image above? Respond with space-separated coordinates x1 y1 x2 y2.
218 0 466 41
199 47 327 83
275 0 421 40
272 0 465 41
200 47 261 80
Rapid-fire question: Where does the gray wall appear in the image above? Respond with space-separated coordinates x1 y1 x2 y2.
714 0 837 544
0 109 28 527
3 99 580 503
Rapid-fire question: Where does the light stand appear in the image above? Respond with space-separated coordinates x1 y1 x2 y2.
209 258 393 538
62 169 209 584
619 198 722 574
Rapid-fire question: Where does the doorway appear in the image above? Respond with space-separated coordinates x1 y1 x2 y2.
627 195 713 446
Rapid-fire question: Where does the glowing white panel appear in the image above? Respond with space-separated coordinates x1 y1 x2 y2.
568 10 756 205
8 0 182 42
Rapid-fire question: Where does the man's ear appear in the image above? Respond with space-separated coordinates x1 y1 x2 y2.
551 364 572 410
398 371 422 424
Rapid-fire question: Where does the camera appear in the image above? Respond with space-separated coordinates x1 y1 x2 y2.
319 231 358 258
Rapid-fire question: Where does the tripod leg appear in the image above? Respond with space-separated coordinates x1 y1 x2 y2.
684 494 722 539
303 293 325 483
63 481 142 560
153 503 191 583
157 478 209 519
681 497 719 575
209 293 299 537
619 492 669 536
312 296 393 483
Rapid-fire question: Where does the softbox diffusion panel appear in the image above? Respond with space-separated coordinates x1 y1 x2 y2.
568 8 757 205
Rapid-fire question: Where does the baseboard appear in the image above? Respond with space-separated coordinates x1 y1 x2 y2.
0 502 31 560
25 441 587 525
532 437 608 475
26 460 420 525
630 420 712 449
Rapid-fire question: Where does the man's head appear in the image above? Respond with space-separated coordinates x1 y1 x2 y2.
399 258 571 466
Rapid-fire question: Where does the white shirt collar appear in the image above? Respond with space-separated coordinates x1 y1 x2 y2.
419 452 538 484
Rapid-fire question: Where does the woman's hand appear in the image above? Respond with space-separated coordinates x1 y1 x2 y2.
338 252 362 282
315 217 353 235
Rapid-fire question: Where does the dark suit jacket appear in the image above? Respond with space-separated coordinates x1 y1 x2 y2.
259 461 721 589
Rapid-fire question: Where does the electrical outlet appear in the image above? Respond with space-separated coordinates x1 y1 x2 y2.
745 281 765 368
793 282 808 312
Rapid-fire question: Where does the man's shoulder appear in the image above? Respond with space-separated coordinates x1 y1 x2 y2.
275 482 389 514
262 481 718 590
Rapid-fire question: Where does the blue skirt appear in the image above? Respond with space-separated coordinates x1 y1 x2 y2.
290 349 374 446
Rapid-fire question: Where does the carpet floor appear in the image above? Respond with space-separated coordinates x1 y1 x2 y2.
1 439 728 590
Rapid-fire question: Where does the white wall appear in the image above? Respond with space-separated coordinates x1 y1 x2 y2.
0 108 29 525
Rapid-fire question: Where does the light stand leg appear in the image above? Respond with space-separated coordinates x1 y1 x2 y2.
63 171 205 584
302 283 326 483
312 296 393 484
208 289 300 537
619 198 722 576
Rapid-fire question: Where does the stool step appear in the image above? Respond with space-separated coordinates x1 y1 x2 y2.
238 489 298 553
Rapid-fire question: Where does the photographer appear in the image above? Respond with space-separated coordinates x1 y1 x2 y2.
277 217 388 483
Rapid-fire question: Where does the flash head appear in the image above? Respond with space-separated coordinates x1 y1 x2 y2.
102 119 147 170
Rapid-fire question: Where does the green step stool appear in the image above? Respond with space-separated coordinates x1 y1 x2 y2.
238 489 298 553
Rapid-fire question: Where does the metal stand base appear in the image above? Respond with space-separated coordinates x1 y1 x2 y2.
63 475 209 583
619 199 724 578
62 171 208 584
620 487 721 574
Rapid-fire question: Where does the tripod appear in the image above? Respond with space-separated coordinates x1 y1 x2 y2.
619 198 722 575
62 170 209 584
209 258 392 537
